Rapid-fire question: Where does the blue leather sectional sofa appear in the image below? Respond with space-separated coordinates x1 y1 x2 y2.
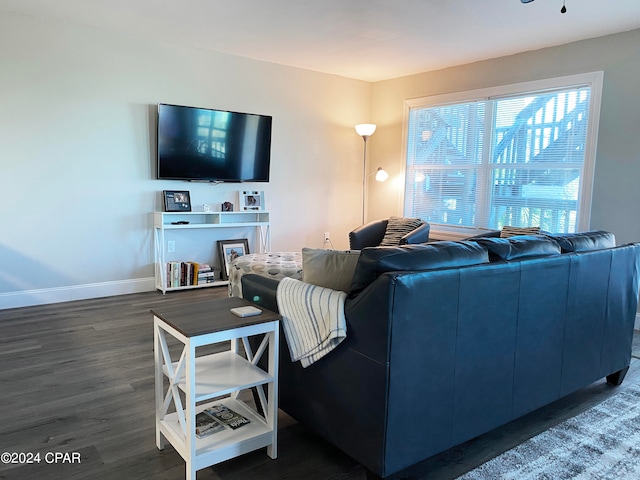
242 231 640 478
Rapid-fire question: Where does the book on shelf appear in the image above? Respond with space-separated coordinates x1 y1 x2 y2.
204 404 251 430
187 261 199 285
170 261 180 287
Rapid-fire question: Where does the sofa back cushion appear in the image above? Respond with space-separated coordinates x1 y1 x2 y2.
545 230 616 253
350 241 489 294
471 235 560 261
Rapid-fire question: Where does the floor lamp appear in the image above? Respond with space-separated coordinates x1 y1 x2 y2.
356 124 389 224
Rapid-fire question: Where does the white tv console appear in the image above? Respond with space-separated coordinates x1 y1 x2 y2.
153 211 271 294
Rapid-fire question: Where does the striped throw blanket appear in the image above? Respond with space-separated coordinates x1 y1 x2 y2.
276 277 347 368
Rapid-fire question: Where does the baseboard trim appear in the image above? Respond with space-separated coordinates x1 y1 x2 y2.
0 278 155 310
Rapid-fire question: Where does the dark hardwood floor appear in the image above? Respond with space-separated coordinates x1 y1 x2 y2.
1 288 639 480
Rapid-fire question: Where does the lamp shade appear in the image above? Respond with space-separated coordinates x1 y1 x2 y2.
375 168 389 182
355 124 377 137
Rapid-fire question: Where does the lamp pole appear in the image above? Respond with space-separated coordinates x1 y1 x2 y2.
362 135 369 225
355 124 377 224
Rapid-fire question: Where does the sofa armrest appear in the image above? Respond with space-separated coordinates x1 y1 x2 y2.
400 221 430 244
241 274 280 313
349 219 388 250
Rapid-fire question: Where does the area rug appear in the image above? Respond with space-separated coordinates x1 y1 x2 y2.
456 383 640 479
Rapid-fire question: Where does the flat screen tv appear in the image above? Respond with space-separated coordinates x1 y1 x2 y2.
156 103 272 182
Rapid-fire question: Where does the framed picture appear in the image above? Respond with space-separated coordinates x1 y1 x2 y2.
240 191 264 211
163 190 192 212
218 239 250 280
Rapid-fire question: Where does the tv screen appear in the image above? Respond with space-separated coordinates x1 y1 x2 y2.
157 103 272 182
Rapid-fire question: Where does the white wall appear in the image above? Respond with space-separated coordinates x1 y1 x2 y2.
4 11 638 310
0 12 371 308
369 29 640 246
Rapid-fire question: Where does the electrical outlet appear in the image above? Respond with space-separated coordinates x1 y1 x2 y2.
167 240 176 253
324 231 330 243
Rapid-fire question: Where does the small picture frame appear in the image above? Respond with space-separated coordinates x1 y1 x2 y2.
163 190 191 212
218 239 250 280
240 191 264 211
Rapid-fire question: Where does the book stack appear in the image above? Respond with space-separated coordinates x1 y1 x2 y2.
197 264 218 284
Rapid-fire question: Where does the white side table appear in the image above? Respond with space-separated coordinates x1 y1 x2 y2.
152 297 279 479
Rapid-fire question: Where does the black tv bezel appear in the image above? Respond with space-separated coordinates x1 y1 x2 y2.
156 103 272 183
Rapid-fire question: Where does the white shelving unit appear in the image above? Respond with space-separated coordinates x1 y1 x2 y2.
153 298 279 480
153 211 271 293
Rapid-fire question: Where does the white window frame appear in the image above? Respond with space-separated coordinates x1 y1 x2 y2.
401 71 604 240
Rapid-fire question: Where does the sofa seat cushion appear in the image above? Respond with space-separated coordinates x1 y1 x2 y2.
472 235 561 261
350 241 489 294
545 231 616 253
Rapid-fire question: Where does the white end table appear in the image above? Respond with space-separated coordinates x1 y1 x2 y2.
152 297 279 479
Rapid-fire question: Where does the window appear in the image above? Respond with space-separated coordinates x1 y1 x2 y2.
403 72 603 237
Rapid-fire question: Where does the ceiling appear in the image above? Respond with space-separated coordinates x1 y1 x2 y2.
2 0 640 81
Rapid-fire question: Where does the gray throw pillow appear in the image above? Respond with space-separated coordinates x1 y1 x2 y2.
302 248 361 292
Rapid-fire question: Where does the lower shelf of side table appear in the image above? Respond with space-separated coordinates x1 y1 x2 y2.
159 397 273 469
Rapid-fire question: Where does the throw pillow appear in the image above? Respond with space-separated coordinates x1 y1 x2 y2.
379 217 423 246
302 248 361 292
500 226 542 238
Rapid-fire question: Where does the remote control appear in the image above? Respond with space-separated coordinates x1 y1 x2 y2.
230 306 262 317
